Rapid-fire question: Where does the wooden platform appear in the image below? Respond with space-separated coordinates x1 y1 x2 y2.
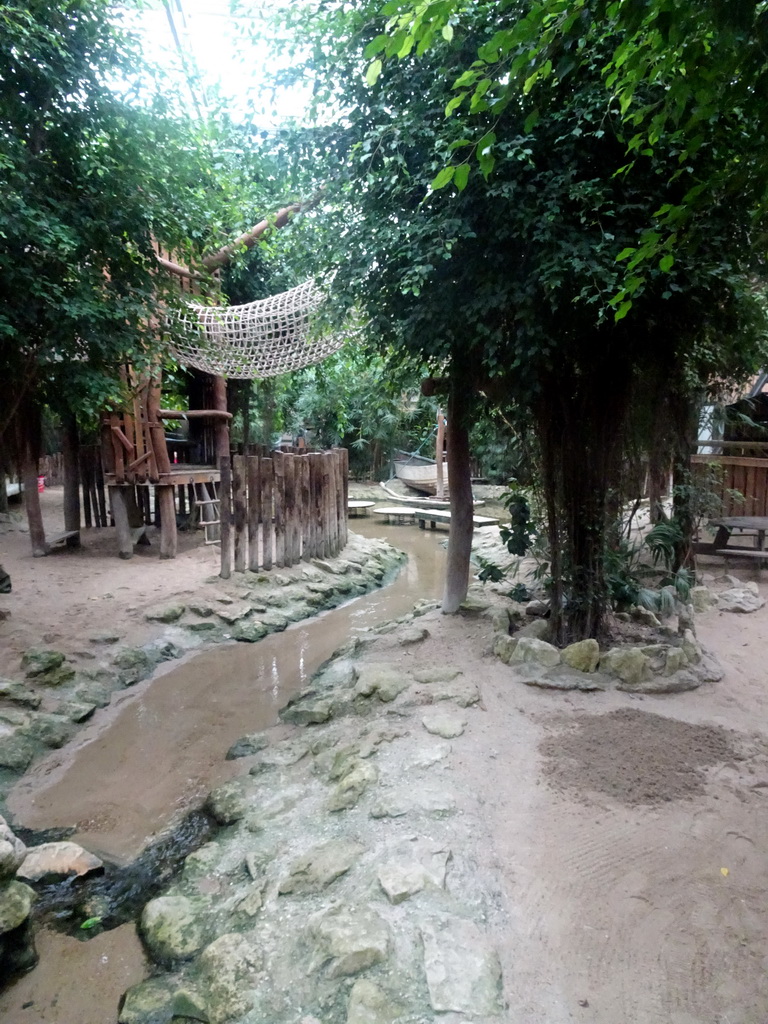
348 500 375 517
414 508 499 530
372 506 420 523
104 465 220 487
372 506 499 529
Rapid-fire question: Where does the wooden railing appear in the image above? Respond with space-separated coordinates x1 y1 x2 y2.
692 440 768 516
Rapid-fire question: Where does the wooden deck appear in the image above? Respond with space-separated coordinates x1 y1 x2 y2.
372 506 499 530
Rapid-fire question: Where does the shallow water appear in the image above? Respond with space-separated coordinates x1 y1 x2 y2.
0 522 446 1021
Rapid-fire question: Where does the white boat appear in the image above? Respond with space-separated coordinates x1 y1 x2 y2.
393 451 449 497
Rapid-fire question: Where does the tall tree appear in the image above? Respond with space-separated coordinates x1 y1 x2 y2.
275 0 767 639
0 0 291 551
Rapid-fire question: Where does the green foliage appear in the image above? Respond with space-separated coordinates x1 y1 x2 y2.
499 489 536 557
474 555 506 584
367 0 768 315
0 0 291 442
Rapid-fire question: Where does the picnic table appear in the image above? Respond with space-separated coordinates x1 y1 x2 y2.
705 516 768 562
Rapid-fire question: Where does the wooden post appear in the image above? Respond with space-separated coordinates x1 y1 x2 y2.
233 453 247 572
442 383 473 613
61 410 81 547
261 457 273 570
157 486 177 559
340 447 349 547
109 486 133 560
308 453 321 558
212 376 230 460
247 454 261 571
95 457 108 527
323 452 337 556
332 450 344 555
273 451 286 567
321 453 332 558
147 364 177 559
435 408 446 500
80 448 93 528
299 455 311 561
284 454 297 567
219 456 232 579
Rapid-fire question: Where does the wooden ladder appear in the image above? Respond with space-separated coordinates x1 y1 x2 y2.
193 482 221 544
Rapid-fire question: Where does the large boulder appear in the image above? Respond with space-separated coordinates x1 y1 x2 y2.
144 604 185 623
561 638 599 673
717 587 766 613
0 679 41 709
355 664 411 703
510 636 561 668
346 979 401 1024
139 894 208 964
205 778 253 825
0 879 35 934
327 760 378 812
196 932 262 1024
21 648 66 677
420 916 503 1016
308 905 390 978
600 646 651 686
421 709 467 739
278 838 365 895
0 817 26 879
0 732 36 772
18 841 103 883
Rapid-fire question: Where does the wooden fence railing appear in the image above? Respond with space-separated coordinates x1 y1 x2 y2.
691 453 768 517
219 448 349 578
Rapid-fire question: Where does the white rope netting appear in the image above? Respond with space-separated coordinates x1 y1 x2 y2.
170 279 344 379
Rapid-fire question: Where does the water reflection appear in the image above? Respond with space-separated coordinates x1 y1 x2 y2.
7 522 447 863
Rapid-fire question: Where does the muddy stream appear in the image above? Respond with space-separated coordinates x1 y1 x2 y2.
0 522 446 1022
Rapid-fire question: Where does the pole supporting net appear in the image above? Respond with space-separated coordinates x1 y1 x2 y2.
170 279 344 380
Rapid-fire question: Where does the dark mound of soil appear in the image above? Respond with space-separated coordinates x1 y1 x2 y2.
541 708 736 806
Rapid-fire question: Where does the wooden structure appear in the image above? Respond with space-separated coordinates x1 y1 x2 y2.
102 365 231 559
692 440 768 517
219 448 348 578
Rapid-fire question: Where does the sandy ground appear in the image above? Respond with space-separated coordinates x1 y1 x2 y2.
2 486 768 1023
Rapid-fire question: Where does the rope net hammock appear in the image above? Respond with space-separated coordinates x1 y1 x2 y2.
170 279 344 380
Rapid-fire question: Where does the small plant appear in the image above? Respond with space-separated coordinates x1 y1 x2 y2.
499 488 536 557
474 555 506 583
508 582 531 602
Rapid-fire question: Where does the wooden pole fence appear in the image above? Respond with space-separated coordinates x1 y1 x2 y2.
220 448 349 577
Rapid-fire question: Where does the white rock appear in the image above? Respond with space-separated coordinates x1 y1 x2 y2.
18 841 103 882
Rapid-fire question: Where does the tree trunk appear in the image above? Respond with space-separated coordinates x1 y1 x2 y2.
22 438 47 556
16 398 47 556
670 400 699 574
536 348 632 644
62 410 81 546
442 380 474 614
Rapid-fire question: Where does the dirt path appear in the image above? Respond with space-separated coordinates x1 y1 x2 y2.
2 490 768 1022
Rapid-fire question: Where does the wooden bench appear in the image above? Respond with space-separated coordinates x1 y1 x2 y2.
714 548 768 562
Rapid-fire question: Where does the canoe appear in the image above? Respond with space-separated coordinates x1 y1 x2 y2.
393 451 449 496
